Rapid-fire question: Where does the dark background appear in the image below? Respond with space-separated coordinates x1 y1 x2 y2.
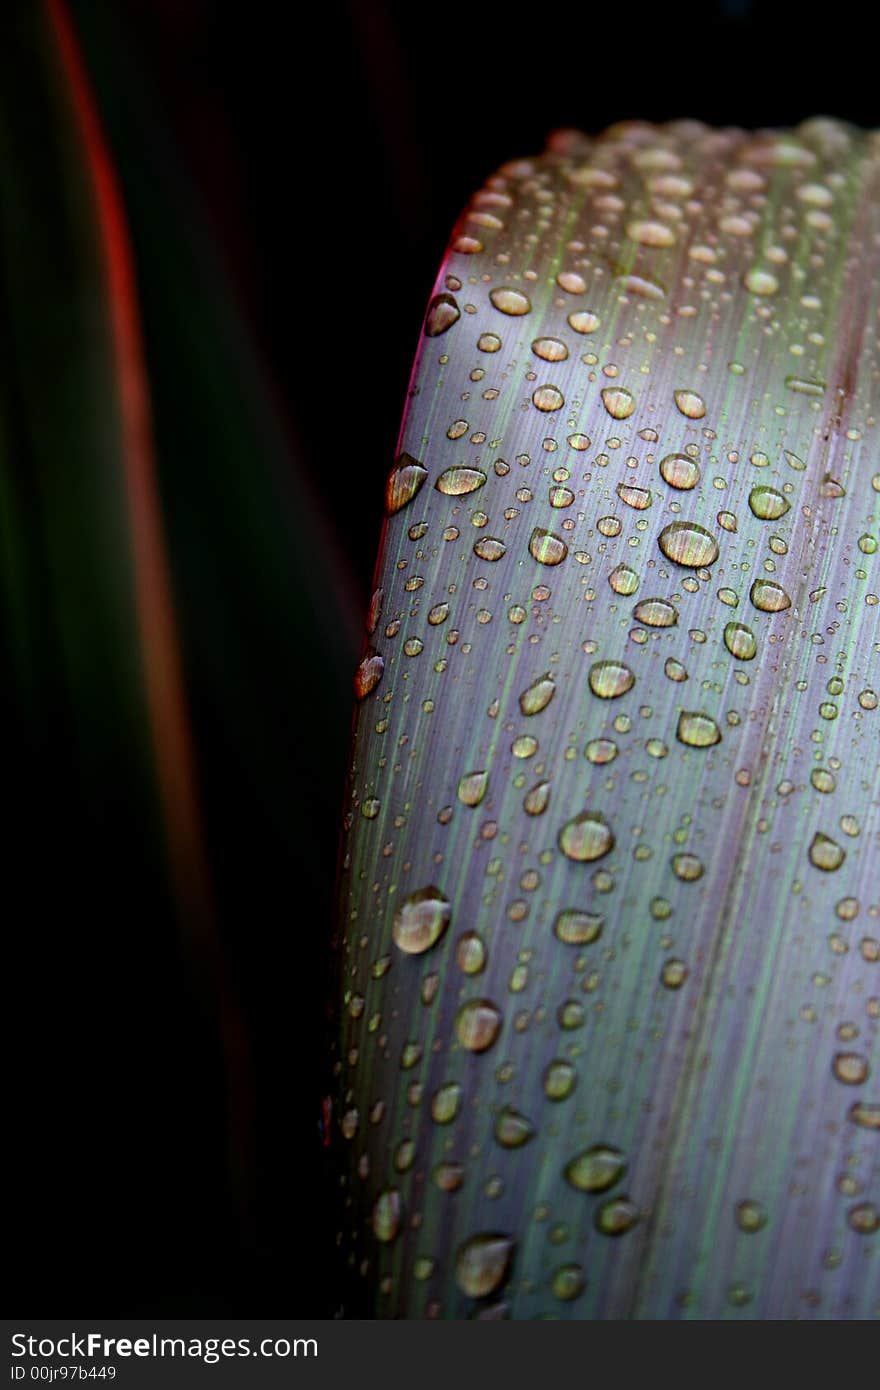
11 0 873 1316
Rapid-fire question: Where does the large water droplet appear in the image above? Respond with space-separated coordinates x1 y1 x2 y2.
458 770 488 807
424 292 460 336
455 1234 516 1298
393 887 451 954
519 673 555 716
658 522 719 567
609 564 640 595
750 578 791 612
558 812 615 862
659 453 701 490
633 597 678 627
495 1108 536 1149
601 386 636 420
456 999 503 1052
529 528 568 565
677 710 722 747
565 1145 627 1193
436 466 487 496
354 649 384 700
372 1188 403 1242
749 486 791 521
490 286 531 316
386 453 427 514
589 660 635 699
533 384 565 412
673 389 706 419
809 833 845 872
724 622 758 660
474 536 507 561
554 909 603 945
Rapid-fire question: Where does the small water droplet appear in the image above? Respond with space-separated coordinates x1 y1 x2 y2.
595 1196 639 1237
551 1265 586 1301
616 482 653 510
533 384 565 412
431 1081 462 1123
474 536 507 561
609 564 640 595
565 1145 627 1192
495 1108 536 1149
832 1052 869 1084
743 267 779 296
735 1199 767 1233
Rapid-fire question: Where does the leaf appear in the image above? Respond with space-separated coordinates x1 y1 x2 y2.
333 119 880 1318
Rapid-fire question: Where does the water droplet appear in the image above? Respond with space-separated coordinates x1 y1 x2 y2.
743 267 779 296
664 657 687 682
616 482 653 510
431 1081 462 1123
832 1052 869 1084
565 1145 627 1192
354 649 385 700
436 466 487 496
558 812 615 862
524 781 551 816
809 833 846 872
633 597 678 628
717 510 738 532
457 932 487 975
585 737 618 764
529 528 568 565
589 660 635 699
544 1060 577 1100
372 1188 403 1242
750 579 791 612
532 337 569 362
749 486 790 521
658 522 719 568
393 886 451 955
848 1101 880 1131
519 673 555 716
609 564 640 595
551 1265 586 1301
735 1200 767 1233
386 453 427 514
533 384 565 413
495 1108 535 1149
490 286 531 316
673 389 706 419
554 909 603 946
627 218 675 247
672 852 704 881
455 1233 516 1298
848 1203 879 1235
595 1196 639 1237
458 771 488 807
724 622 758 660
567 309 600 334
424 292 460 336
660 453 701 490
677 710 722 748
473 536 506 562
456 999 503 1052
661 958 689 989
601 386 636 420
